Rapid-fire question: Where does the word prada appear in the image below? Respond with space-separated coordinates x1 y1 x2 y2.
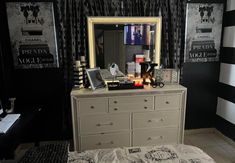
21 49 49 55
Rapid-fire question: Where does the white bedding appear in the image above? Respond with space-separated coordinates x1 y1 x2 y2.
68 144 215 163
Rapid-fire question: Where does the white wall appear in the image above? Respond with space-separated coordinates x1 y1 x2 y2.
223 26 235 47
226 0 235 11
217 98 235 124
219 63 235 87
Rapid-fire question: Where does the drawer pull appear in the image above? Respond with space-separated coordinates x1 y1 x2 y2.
144 106 148 109
96 122 113 126
90 106 95 109
165 101 170 104
96 141 114 146
144 99 148 102
113 101 118 104
114 108 118 111
148 118 164 123
147 136 163 140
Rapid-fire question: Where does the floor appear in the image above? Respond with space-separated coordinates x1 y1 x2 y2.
184 130 235 163
2 129 235 163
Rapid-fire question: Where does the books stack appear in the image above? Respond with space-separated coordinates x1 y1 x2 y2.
73 58 87 88
126 62 135 78
135 54 144 78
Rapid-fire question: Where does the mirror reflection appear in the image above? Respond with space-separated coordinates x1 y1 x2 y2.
88 17 162 78
95 24 156 76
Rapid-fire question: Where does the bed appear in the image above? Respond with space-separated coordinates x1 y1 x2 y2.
68 144 214 163
19 143 215 163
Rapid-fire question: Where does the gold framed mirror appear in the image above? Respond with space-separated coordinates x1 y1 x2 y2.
87 17 162 72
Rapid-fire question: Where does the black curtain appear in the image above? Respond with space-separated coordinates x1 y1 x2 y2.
57 0 186 69
56 0 186 135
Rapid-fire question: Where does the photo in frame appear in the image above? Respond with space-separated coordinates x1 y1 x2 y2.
6 2 59 69
86 68 106 90
184 2 224 63
155 69 180 83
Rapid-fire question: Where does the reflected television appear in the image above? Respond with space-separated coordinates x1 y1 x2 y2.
124 24 152 45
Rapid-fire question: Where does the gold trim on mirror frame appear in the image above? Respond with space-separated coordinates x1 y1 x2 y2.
87 16 162 69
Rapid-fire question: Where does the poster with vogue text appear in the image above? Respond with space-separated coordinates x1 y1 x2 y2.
184 3 224 62
6 2 59 69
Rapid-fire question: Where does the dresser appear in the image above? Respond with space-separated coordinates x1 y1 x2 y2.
71 84 187 151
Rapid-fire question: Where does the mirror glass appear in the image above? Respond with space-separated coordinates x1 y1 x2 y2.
88 17 162 76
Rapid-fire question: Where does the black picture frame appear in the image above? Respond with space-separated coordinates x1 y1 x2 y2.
5 1 59 69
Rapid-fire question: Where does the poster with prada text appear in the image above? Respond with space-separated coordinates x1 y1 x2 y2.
6 2 59 68
184 3 223 62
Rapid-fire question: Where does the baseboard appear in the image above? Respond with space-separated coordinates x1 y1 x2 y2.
185 128 216 135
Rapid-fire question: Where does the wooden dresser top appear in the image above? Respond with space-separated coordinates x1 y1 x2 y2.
71 84 187 98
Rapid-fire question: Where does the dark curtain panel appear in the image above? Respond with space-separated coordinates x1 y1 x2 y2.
56 0 82 137
160 0 186 68
57 0 186 67
56 0 186 135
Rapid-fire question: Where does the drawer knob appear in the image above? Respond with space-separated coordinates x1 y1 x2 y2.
147 136 163 141
114 108 118 111
144 106 148 109
148 118 164 123
96 122 113 126
165 101 170 104
114 101 118 104
96 141 114 146
90 106 95 109
144 99 148 102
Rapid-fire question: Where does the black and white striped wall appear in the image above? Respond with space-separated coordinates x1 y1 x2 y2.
216 0 235 141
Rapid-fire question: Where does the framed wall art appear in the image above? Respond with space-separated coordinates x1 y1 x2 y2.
184 1 224 63
155 69 180 83
6 1 59 69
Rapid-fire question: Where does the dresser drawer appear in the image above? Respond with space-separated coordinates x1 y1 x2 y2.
133 110 180 129
155 94 181 110
78 98 108 114
80 113 130 134
109 96 154 112
133 128 179 146
80 132 130 151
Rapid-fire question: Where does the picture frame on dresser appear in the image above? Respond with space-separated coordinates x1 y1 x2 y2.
155 69 180 84
86 68 106 90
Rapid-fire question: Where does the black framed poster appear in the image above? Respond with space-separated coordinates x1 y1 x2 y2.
6 2 59 69
184 1 224 63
